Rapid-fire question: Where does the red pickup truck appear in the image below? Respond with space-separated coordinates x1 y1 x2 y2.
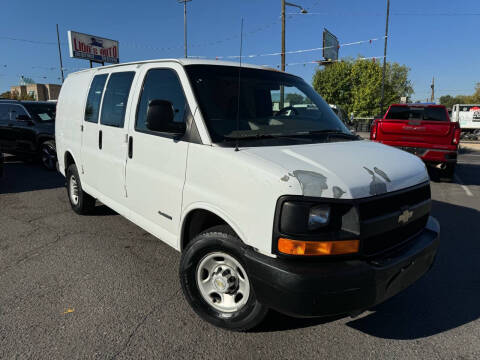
370 104 461 179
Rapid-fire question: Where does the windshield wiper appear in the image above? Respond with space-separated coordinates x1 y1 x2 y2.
305 130 360 140
223 133 288 140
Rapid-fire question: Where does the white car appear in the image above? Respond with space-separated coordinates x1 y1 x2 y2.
55 59 439 331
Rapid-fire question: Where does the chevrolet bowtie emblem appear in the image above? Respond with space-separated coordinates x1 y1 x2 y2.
398 209 413 224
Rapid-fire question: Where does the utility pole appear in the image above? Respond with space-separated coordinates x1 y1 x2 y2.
281 0 286 73
280 0 286 108
178 0 192 58
56 24 64 83
280 1 307 107
380 0 390 114
431 76 435 102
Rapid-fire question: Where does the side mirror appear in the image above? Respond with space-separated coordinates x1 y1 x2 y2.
146 99 186 135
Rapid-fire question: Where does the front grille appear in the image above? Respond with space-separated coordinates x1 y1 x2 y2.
358 183 431 221
358 183 431 256
362 215 429 256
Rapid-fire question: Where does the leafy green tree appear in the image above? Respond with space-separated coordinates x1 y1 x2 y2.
439 85 480 108
3 90 35 100
312 60 353 112
312 57 413 117
285 93 305 105
439 95 456 109
0 91 11 99
470 83 480 103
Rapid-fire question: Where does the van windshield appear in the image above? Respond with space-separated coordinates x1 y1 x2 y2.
185 65 352 144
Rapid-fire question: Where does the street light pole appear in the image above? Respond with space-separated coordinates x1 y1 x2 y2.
56 24 64 83
280 1 307 107
380 0 390 115
281 0 286 72
178 0 192 58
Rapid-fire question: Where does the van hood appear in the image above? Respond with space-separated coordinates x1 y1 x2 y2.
243 140 429 199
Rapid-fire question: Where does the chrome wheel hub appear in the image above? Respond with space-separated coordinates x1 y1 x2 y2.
69 175 79 205
196 252 250 313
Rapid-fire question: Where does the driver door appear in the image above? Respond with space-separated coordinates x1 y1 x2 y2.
125 64 190 247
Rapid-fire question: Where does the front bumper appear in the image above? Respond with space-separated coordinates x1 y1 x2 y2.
244 216 439 318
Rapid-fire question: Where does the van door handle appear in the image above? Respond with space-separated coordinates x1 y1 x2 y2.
128 136 133 159
99 130 102 149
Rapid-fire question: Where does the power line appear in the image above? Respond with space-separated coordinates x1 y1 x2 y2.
262 55 385 68
0 17 282 54
287 11 480 16
0 36 56 45
194 35 384 60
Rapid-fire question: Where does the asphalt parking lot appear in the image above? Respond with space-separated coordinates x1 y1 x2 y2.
1 152 479 359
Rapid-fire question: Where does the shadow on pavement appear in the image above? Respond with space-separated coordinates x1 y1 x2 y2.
90 204 118 216
254 311 343 333
428 163 480 186
0 155 64 194
454 163 480 186
347 200 480 339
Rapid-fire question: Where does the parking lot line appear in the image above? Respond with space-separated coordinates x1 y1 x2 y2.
455 174 474 197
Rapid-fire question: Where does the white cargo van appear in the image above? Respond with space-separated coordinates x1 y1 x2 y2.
451 104 480 132
56 59 439 331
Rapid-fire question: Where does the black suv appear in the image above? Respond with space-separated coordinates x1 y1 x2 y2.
0 100 57 170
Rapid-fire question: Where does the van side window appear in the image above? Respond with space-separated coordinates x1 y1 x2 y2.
136 69 186 132
100 72 135 128
85 74 108 123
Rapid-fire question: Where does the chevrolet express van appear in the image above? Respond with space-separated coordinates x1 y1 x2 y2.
56 59 439 331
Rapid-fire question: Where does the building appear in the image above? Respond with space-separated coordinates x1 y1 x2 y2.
10 83 61 101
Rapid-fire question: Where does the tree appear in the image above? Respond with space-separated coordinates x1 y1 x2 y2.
312 57 413 117
0 91 11 99
285 93 305 105
470 83 480 103
0 90 35 100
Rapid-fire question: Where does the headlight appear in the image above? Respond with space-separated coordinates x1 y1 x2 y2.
280 201 334 234
308 205 331 230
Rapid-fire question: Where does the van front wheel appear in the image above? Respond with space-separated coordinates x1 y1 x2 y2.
179 225 268 331
66 164 95 215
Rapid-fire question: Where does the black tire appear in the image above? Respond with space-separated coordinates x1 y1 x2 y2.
179 225 268 331
40 140 57 171
66 164 95 215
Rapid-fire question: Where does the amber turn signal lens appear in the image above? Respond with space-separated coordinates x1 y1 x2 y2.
277 238 359 256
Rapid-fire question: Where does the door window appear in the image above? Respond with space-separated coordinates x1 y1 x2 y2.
8 105 28 121
85 74 108 123
136 69 187 132
100 72 135 128
0 104 9 121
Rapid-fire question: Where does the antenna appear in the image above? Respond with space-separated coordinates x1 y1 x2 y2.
235 18 244 152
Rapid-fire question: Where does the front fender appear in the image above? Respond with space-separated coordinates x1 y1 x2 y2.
179 202 248 250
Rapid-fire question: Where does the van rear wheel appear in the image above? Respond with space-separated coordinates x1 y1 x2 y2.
66 164 95 214
179 225 268 331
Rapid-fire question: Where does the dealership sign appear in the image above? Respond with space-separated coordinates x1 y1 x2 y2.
68 31 119 64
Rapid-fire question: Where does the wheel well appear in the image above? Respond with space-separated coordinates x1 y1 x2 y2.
64 151 75 171
181 209 238 250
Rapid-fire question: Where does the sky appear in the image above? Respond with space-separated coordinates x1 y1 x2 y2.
1 0 479 102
